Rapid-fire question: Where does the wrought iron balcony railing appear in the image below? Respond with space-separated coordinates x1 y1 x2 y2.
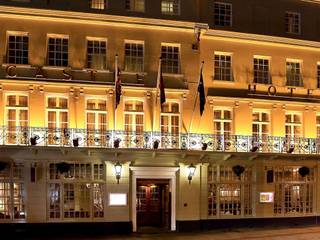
0 126 319 155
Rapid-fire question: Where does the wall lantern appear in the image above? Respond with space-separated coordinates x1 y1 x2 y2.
298 166 310 177
30 135 39 146
153 140 160 149
188 163 196 184
114 161 122 184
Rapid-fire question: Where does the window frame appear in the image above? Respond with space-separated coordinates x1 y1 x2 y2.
213 51 233 81
160 43 181 75
89 0 107 10
161 0 181 16
213 107 233 136
6 31 29 65
286 59 303 87
285 11 301 34
253 55 271 85
86 37 108 70
124 40 145 73
213 2 233 27
285 112 302 139
46 34 69 68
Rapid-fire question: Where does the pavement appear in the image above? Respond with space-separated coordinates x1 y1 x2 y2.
12 225 320 240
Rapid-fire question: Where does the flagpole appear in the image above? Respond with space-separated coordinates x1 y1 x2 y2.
152 57 162 132
114 54 118 131
188 61 204 135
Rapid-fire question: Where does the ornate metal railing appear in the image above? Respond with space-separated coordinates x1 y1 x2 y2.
0 126 319 154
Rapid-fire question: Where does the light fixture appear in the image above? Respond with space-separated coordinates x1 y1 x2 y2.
202 142 208 151
114 161 122 184
287 146 295 153
73 138 79 147
114 139 120 148
250 146 259 152
30 135 39 146
153 140 160 149
188 163 196 184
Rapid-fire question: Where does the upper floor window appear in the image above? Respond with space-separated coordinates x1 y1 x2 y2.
285 11 300 34
317 115 320 139
124 100 144 133
161 0 180 15
213 109 232 136
125 0 145 12
214 52 232 81
252 111 270 139
124 40 144 73
253 56 270 84
214 2 232 27
317 63 320 88
87 38 107 70
47 97 68 129
161 102 180 134
90 0 106 9
7 32 28 65
47 36 68 67
285 113 302 139
161 44 180 74
286 60 302 87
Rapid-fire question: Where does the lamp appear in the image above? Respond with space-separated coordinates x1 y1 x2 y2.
298 166 310 177
30 135 39 146
114 139 120 148
114 161 122 184
153 140 160 149
188 163 196 184
250 146 259 152
287 146 295 153
73 138 79 147
202 142 208 151
232 165 245 179
56 162 70 174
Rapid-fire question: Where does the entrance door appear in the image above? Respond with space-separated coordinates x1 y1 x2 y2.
136 179 170 230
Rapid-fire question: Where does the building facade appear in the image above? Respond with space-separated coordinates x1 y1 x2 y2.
1 0 320 233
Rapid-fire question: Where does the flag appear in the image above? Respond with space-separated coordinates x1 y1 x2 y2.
198 65 205 116
159 64 166 105
115 67 122 109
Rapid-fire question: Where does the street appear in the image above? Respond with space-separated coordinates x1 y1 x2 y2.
19 225 320 240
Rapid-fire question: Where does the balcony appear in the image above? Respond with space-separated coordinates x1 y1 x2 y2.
0 126 319 155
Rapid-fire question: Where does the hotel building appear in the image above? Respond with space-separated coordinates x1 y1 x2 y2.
1 0 320 233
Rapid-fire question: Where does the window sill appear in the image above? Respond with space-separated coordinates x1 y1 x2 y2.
43 65 70 70
82 68 110 73
121 71 147 76
212 79 235 84
163 73 184 78
2 63 31 68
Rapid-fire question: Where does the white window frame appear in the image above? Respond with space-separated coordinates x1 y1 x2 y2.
123 98 145 133
213 107 233 136
124 40 145 73
213 51 233 81
45 95 69 129
4 92 29 127
252 109 270 138
125 0 145 12
285 112 302 139
85 97 108 131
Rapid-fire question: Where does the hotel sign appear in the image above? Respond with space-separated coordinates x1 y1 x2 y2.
248 84 315 98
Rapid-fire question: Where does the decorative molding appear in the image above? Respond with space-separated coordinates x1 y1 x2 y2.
29 85 34 93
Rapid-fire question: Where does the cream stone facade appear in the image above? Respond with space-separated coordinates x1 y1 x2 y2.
0 0 320 234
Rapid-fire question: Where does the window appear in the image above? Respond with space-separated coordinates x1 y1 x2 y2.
285 113 302 139
214 52 232 81
125 0 145 12
47 36 68 67
87 38 107 70
253 57 270 84
0 163 25 220
317 63 320 88
213 109 232 136
86 99 108 146
285 11 300 34
160 102 180 148
214 2 232 27
161 44 180 74
6 95 28 145
208 165 253 217
90 0 106 9
252 111 269 139
124 41 144 72
47 97 68 145
316 115 320 139
48 162 105 219
124 100 144 148
7 33 28 65
161 0 180 15
271 166 314 215
286 60 302 87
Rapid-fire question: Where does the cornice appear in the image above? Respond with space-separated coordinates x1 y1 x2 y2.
0 6 197 32
204 29 320 50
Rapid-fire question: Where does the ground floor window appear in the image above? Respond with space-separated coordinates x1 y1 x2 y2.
208 165 253 217
0 163 25 220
